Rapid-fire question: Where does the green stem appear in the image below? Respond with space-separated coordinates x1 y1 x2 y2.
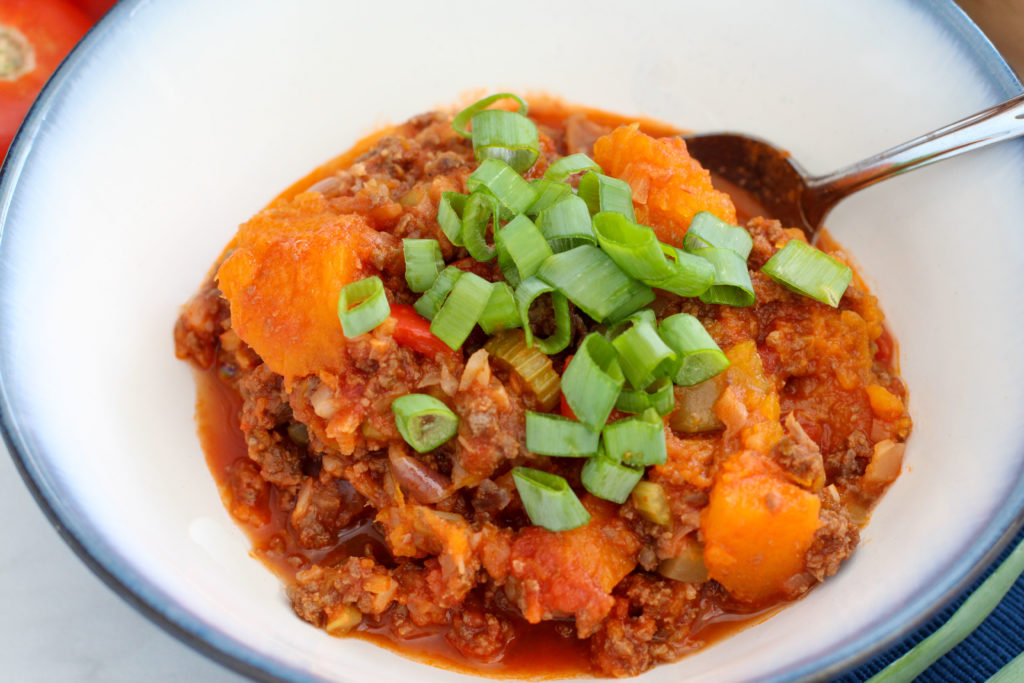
869 536 1024 683
988 651 1024 683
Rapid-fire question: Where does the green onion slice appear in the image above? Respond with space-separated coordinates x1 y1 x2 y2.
581 448 644 504
437 192 468 246
543 153 602 182
611 317 677 390
515 276 572 354
538 245 653 323
536 195 597 252
337 276 390 337
467 158 537 220
659 313 730 386
512 466 591 532
430 271 491 349
693 246 756 307
592 211 674 280
461 191 499 262
495 214 553 286
403 238 444 293
761 239 853 307
525 411 600 457
577 171 636 222
683 211 753 259
603 408 667 467
651 244 716 297
616 376 676 416
471 108 539 173
451 92 529 138
561 333 625 430
414 265 463 320
391 393 459 453
478 282 522 335
526 178 574 217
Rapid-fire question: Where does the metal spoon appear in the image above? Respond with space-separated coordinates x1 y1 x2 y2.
683 93 1024 239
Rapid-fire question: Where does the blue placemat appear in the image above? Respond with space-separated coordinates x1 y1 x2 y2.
837 526 1024 682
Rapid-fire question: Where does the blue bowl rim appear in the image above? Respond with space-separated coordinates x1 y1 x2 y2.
0 1 1021 681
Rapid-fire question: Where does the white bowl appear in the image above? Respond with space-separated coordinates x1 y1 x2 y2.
2 0 1023 681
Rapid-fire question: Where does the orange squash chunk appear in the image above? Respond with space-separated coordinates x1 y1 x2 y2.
592 123 737 245
701 451 821 604
217 192 381 381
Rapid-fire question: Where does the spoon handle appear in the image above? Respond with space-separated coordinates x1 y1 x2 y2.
804 92 1024 224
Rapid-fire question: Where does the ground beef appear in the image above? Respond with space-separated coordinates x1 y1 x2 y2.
177 100 912 678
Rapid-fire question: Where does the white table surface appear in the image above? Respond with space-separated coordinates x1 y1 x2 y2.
0 444 244 682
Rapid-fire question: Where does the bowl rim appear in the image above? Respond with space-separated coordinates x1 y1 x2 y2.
1 1 1022 681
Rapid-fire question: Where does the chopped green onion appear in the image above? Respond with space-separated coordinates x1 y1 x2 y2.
437 192 468 246
495 214 553 286
512 466 591 532
868 536 1024 683
605 308 657 340
515 277 571 354
467 158 537 220
603 408 666 467
592 211 674 281
538 245 652 323
478 282 521 334
561 333 625 430
616 376 676 415
591 212 714 298
651 244 716 297
659 313 730 386
461 191 499 262
337 276 390 337
451 93 529 138
631 480 671 526
414 265 463 320
581 447 644 504
526 178 573 216
391 393 459 453
989 652 1024 683
683 211 753 259
525 411 600 457
430 271 491 349
536 195 597 252
577 171 636 222
543 153 602 182
605 286 657 324
611 317 677 389
692 246 756 307
761 239 853 307
485 330 561 411
403 238 444 293
470 108 539 173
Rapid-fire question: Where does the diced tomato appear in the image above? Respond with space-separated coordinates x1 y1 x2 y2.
390 304 455 357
